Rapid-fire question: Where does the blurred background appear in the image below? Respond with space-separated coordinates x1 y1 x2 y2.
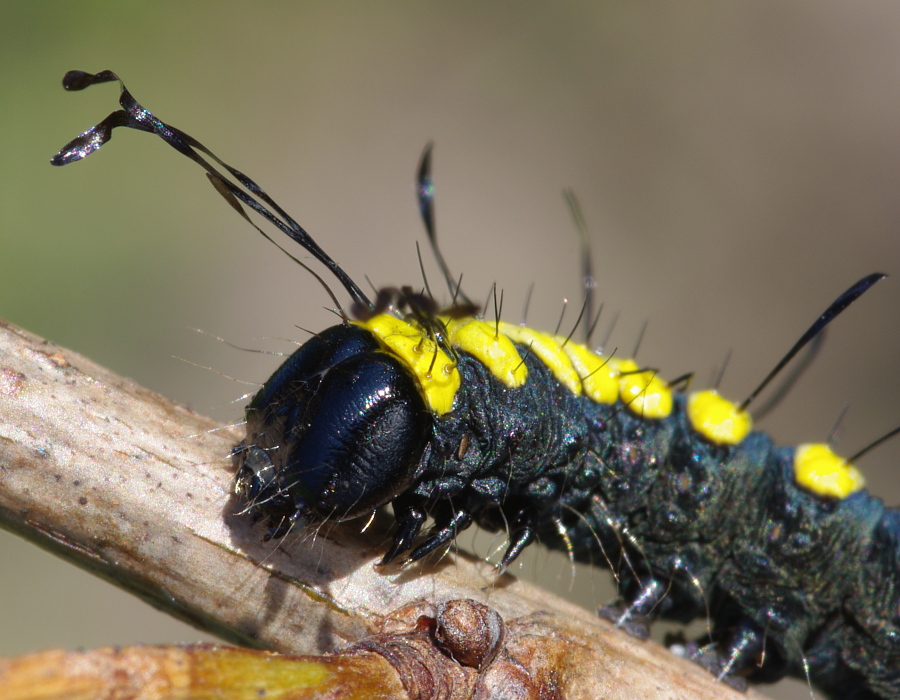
2 3 900 698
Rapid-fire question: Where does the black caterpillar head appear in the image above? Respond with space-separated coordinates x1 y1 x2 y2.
234 323 431 537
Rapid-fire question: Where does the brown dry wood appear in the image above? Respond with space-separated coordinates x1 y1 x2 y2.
0 319 770 699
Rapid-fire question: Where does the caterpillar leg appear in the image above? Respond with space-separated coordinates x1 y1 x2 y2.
681 620 766 691
408 503 474 561
381 496 428 565
498 507 538 572
598 578 666 640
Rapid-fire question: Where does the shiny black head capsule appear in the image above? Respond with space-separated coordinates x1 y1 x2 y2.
234 324 431 536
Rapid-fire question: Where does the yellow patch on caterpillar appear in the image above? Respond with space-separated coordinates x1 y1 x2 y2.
687 389 752 445
354 314 459 415
794 443 866 499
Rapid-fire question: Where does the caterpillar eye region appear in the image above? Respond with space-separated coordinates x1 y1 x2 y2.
52 69 898 700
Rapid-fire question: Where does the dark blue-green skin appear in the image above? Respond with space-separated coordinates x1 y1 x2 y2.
235 322 900 699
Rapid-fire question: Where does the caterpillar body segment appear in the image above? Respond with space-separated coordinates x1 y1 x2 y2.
52 70 899 699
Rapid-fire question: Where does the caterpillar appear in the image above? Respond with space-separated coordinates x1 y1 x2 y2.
52 70 900 700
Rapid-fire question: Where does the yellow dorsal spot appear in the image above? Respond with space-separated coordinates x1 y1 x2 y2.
445 318 528 388
687 389 752 445
354 314 460 415
614 358 673 419
496 321 583 396
794 443 866 499
560 341 619 404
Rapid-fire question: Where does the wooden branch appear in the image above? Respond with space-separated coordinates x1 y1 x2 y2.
0 319 769 699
